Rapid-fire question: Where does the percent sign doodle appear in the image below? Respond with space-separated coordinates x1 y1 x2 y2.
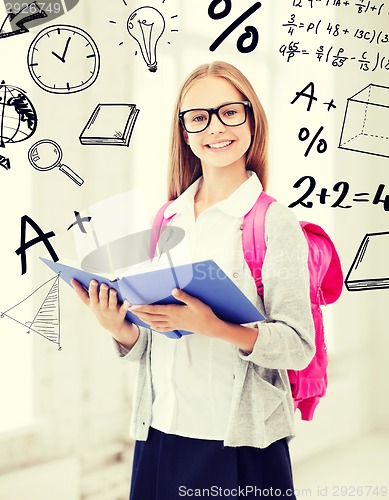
208 0 262 53
298 126 328 157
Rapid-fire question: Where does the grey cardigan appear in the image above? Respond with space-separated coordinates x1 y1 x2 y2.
114 202 315 448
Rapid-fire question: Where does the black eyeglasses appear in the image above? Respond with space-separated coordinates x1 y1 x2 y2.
178 101 251 133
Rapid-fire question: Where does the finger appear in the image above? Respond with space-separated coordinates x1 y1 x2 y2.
151 321 171 331
71 279 90 305
88 280 100 306
99 283 109 308
131 311 169 323
108 288 118 309
172 288 194 305
119 299 131 315
130 304 173 315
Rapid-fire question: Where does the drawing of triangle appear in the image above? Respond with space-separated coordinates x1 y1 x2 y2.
1 275 62 349
29 275 61 348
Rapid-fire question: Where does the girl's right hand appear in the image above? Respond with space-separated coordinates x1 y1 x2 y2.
71 279 140 350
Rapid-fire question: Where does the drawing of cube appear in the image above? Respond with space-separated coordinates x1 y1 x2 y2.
339 83 389 159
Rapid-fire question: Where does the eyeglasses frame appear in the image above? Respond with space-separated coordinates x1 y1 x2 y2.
178 101 252 134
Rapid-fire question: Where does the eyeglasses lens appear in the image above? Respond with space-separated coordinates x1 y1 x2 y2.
183 103 247 133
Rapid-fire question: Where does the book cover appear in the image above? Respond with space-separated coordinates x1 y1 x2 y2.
40 257 264 339
79 103 140 146
345 231 389 291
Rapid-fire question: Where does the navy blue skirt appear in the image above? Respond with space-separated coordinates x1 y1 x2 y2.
130 427 296 499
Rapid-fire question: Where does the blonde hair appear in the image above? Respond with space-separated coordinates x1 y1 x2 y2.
167 61 269 200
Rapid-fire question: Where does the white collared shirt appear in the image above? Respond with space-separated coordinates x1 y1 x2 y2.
150 171 263 440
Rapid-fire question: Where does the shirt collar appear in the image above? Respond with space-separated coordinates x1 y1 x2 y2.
164 177 202 218
164 171 263 219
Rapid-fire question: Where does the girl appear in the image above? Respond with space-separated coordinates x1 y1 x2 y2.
72 61 315 499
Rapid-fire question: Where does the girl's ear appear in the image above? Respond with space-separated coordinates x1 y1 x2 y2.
183 130 189 144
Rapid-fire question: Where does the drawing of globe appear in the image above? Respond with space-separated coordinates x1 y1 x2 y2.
0 81 37 148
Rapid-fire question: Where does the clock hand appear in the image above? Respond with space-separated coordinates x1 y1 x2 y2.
51 50 65 62
51 37 71 63
61 37 71 62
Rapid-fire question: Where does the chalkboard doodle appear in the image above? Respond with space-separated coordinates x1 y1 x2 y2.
1 1 80 37
0 1 47 39
291 0 384 14
109 2 179 72
0 80 37 145
279 1 389 72
290 81 335 157
15 214 59 275
67 211 92 234
27 24 100 94
289 175 389 211
0 80 37 171
0 155 11 169
339 83 389 159
345 231 389 292
207 0 262 53
127 6 166 72
79 104 140 147
28 139 84 186
298 126 328 157
1 274 62 350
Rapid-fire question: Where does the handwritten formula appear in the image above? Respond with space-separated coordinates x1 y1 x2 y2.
279 0 389 71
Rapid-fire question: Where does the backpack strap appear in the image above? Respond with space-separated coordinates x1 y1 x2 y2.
300 221 343 305
242 194 343 304
242 191 276 295
149 200 174 260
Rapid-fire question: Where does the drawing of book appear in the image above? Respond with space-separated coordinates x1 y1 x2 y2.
79 103 140 146
345 231 389 291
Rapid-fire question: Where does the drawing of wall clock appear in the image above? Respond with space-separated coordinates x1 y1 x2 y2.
27 24 100 94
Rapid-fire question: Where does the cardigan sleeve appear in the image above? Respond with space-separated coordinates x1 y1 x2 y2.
238 202 315 370
111 325 150 361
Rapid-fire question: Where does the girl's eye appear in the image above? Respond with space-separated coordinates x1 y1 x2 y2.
223 108 238 118
192 114 207 123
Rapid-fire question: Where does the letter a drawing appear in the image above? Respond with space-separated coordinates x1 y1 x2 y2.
15 215 59 275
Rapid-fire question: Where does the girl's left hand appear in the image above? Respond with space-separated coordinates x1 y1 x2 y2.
130 288 219 336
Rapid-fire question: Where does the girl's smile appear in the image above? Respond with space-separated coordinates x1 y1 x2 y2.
206 139 234 150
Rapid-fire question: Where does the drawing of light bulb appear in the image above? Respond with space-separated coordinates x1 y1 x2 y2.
127 6 165 73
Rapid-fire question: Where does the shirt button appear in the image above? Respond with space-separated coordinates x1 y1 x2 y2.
233 272 239 279
240 224 244 230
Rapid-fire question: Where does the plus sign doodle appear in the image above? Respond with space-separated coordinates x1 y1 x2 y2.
67 211 92 234
208 0 262 53
288 176 389 211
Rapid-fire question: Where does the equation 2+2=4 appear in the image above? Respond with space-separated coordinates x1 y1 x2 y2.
289 175 389 211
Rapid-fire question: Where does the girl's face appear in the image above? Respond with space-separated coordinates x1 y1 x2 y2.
180 76 253 172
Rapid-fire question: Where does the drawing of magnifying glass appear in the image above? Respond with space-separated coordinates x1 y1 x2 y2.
28 139 84 186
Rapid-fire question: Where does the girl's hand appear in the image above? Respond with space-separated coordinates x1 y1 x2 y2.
71 279 139 349
130 288 219 336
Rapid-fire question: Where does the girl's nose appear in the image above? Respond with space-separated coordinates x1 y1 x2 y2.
207 113 226 134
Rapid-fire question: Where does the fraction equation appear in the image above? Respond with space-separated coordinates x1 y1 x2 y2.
291 0 386 15
279 43 389 71
282 15 389 46
289 175 389 210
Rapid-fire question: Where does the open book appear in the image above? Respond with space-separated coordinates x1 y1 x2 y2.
40 257 264 339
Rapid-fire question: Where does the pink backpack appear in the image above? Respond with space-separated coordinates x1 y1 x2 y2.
151 191 343 420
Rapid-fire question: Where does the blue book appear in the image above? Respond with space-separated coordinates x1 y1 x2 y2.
40 257 264 339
